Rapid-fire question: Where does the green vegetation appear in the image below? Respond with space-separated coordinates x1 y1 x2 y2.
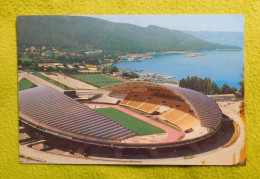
94 108 165 136
19 59 79 73
122 72 139 78
102 65 119 74
179 76 241 96
179 76 219 94
55 54 102 65
70 74 123 87
19 78 37 91
33 72 74 90
20 58 33 63
17 16 241 53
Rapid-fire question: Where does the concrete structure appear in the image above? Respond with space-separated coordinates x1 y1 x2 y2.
208 94 235 102
19 81 225 158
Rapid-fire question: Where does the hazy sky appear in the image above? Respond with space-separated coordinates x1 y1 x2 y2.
87 15 244 32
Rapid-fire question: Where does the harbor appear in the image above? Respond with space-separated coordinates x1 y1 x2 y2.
118 67 176 82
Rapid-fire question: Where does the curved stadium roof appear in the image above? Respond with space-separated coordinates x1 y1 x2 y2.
19 86 136 143
104 81 222 129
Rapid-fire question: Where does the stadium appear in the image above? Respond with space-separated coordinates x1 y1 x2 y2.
19 81 235 159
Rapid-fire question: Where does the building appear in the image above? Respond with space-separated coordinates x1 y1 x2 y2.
38 63 63 67
113 72 120 76
19 82 224 158
85 50 102 56
207 94 235 102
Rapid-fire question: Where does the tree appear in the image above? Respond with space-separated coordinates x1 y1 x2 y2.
122 72 139 78
102 65 119 74
129 72 139 78
22 61 33 67
46 66 54 72
51 59 57 63
239 81 244 99
28 53 34 58
18 59 22 66
56 55 66 62
210 82 219 94
179 76 224 95
220 84 235 94
122 72 130 78
38 66 44 71
61 67 78 74
56 67 62 72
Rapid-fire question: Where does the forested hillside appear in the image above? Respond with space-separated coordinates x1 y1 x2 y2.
17 16 241 53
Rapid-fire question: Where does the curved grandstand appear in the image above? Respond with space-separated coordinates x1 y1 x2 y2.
19 82 223 157
105 82 222 132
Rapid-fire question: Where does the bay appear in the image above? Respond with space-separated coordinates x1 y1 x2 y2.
115 49 244 89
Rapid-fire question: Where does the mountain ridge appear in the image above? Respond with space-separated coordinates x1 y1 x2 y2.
17 16 242 53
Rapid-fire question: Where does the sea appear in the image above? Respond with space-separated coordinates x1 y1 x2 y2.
115 40 244 89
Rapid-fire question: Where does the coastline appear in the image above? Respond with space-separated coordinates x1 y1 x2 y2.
115 49 243 88
120 51 201 63
119 47 242 63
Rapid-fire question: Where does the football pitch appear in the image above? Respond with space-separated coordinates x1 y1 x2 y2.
19 78 37 91
70 74 123 88
94 107 165 136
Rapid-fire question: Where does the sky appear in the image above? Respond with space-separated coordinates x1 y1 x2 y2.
87 15 244 32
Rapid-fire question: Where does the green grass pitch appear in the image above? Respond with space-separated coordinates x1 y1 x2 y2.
94 107 165 136
19 78 37 91
70 74 123 88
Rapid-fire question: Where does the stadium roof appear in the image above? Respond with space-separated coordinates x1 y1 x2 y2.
104 81 222 129
19 86 136 143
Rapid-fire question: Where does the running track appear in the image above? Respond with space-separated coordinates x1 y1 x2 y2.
84 103 184 143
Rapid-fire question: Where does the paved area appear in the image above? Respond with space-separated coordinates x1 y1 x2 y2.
40 72 97 90
121 133 168 143
19 72 64 92
85 103 184 143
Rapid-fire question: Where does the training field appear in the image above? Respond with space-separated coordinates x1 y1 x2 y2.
19 78 37 91
33 72 74 90
70 74 123 88
94 107 165 136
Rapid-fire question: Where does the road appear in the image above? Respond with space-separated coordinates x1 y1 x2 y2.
19 72 64 92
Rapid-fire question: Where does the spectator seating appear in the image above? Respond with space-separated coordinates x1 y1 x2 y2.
119 90 200 131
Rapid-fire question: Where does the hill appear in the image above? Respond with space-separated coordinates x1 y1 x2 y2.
184 31 244 48
184 31 243 41
17 16 242 53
